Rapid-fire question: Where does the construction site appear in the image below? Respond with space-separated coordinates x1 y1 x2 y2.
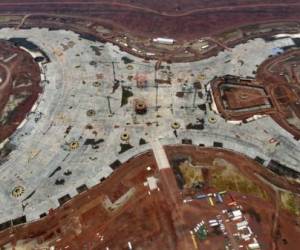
0 145 299 250
211 51 300 140
0 1 299 250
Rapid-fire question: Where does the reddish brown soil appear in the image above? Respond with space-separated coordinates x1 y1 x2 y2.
211 76 277 121
0 145 299 249
224 87 269 110
257 49 300 139
165 145 300 250
0 63 11 113
1 0 300 40
212 64 300 139
0 40 41 143
0 1 299 63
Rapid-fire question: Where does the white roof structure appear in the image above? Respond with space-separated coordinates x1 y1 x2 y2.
151 140 171 170
147 176 158 190
232 210 242 217
153 37 175 45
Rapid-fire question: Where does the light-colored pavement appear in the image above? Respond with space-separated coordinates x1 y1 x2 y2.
151 140 171 170
0 27 299 224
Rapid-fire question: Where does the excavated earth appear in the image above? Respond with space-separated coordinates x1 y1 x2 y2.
0 146 299 250
0 40 41 143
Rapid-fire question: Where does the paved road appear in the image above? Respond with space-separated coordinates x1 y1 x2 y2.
151 140 171 170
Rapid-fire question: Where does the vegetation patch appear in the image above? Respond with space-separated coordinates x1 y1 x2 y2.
280 191 300 216
139 138 147 145
90 45 102 56
178 161 204 189
119 143 134 154
210 158 268 200
121 56 134 64
121 86 133 106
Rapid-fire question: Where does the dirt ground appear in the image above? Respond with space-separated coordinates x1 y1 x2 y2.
211 76 276 121
165 145 300 250
0 0 300 40
0 40 41 143
211 64 300 139
256 49 300 139
0 2 300 62
223 86 269 110
0 145 299 249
